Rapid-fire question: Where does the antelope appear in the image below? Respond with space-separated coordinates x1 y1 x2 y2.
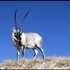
12 9 45 60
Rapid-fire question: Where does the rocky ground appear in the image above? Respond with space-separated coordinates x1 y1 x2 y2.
0 56 70 69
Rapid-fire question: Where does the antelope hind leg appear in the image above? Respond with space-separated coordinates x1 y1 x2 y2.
33 49 38 59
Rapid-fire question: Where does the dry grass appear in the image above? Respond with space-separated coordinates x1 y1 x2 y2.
0 56 70 69
55 57 70 68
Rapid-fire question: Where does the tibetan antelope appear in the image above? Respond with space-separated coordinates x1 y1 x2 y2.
12 9 45 60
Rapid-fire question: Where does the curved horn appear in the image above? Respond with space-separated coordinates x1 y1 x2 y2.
14 9 18 30
19 10 30 31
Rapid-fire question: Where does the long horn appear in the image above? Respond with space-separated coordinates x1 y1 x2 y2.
19 10 30 31
14 9 18 30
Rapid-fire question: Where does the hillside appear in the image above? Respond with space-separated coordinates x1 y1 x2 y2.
0 56 70 69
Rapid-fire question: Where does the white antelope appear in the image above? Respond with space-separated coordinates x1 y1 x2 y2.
12 10 45 60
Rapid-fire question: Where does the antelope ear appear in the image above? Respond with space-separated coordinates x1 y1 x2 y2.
12 27 15 31
19 27 22 31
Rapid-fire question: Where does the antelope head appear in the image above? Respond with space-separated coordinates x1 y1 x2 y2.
12 9 30 39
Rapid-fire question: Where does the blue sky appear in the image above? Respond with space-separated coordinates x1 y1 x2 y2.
0 1 70 63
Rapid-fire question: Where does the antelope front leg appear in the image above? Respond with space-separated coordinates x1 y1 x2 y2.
22 47 25 58
16 48 20 61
